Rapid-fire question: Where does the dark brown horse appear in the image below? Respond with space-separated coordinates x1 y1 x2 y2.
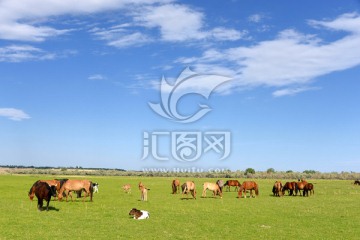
29 181 57 211
354 180 360 185
172 179 180 194
303 183 314 197
295 179 308 196
272 181 283 197
282 182 297 196
238 181 259 198
224 180 241 192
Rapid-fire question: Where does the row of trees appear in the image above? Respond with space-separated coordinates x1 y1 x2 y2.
1 166 359 180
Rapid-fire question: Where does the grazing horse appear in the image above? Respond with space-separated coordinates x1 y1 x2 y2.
29 181 57 211
139 182 150 201
354 180 360 185
303 183 314 197
216 180 224 193
202 182 222 198
171 179 180 194
122 184 131 193
224 180 241 192
295 179 308 196
282 182 297 196
272 181 283 197
129 208 150 220
238 181 259 198
183 181 196 199
57 180 93 202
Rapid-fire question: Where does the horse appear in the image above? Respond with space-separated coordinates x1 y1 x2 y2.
171 179 180 194
139 182 150 201
216 180 224 193
224 180 241 192
303 183 314 197
354 180 360 185
282 182 297 196
57 180 93 202
129 208 150 220
238 181 259 198
122 184 131 193
295 179 308 196
182 181 196 199
272 181 283 197
29 181 57 211
202 182 222 198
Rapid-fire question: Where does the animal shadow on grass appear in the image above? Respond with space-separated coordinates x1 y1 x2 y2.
180 197 195 200
39 206 60 212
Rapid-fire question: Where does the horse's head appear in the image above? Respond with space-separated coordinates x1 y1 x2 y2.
50 186 57 197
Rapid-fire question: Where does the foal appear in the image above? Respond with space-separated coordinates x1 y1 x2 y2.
138 182 150 201
129 208 150 220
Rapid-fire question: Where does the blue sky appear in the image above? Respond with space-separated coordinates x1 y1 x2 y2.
1 0 360 172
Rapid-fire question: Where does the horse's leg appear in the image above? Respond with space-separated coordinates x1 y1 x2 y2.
37 198 43 211
46 199 50 211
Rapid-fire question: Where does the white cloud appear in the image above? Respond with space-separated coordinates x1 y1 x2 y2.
0 45 55 62
88 74 107 80
248 14 264 23
176 13 360 96
0 0 170 41
0 108 31 121
272 87 320 97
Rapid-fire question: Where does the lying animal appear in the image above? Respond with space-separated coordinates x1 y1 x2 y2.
129 208 150 220
122 184 131 193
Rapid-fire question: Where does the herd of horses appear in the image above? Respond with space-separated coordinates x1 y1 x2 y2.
28 179 94 211
29 177 360 211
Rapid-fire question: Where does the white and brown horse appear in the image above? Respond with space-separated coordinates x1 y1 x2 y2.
182 181 196 199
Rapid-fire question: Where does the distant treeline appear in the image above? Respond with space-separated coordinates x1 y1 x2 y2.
0 165 359 180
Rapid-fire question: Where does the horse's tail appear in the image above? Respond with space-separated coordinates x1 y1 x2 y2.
255 183 259 196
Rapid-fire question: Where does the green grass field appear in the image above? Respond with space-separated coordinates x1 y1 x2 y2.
0 175 359 239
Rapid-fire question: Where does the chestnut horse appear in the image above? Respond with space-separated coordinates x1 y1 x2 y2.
172 179 180 194
29 181 57 211
224 180 241 192
282 182 297 196
303 183 314 197
238 181 259 198
295 179 308 196
202 182 222 198
57 180 93 202
182 181 196 199
272 181 283 197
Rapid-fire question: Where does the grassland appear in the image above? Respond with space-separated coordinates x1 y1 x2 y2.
0 175 359 240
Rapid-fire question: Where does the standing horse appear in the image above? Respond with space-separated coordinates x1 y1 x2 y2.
282 182 297 196
295 179 308 196
183 181 196 199
202 182 222 198
172 179 180 194
272 181 283 197
29 181 57 211
224 180 241 192
57 180 93 202
216 180 224 193
354 180 360 185
238 181 259 198
139 182 150 201
303 183 314 197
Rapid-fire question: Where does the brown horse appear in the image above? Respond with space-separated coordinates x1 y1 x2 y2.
202 182 222 198
183 181 196 199
224 180 241 192
172 179 180 194
303 183 314 197
238 181 259 198
57 180 93 202
122 184 131 193
272 181 283 197
282 182 297 196
139 182 150 201
354 180 360 185
295 179 308 196
29 181 57 211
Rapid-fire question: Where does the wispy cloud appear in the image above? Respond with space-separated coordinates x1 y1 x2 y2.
0 108 31 121
0 45 55 62
88 74 107 80
272 86 320 97
248 14 264 23
174 13 360 96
